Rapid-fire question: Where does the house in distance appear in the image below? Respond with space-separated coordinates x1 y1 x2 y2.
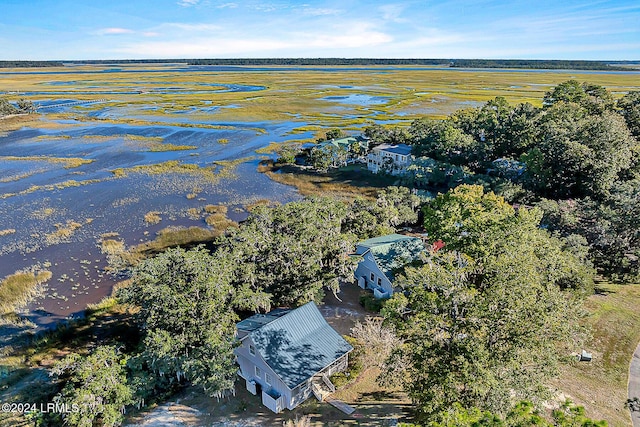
234 302 353 413
354 233 426 298
367 143 412 175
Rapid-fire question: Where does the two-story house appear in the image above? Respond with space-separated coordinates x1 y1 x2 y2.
367 143 412 175
234 302 353 413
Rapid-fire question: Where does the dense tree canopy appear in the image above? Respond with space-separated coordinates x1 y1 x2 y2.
220 197 357 306
117 247 248 399
383 186 592 421
51 346 133 427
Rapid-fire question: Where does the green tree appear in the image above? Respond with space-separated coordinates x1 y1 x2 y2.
539 181 640 282
618 91 640 140
543 80 616 114
375 186 422 227
409 118 476 165
117 246 251 399
363 122 410 147
343 198 396 239
221 198 357 306
51 346 133 427
324 128 345 140
384 248 584 421
398 400 606 427
523 104 636 199
389 186 592 421
543 80 588 107
308 145 348 170
422 185 593 291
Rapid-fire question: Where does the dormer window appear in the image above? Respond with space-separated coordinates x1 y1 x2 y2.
249 344 256 356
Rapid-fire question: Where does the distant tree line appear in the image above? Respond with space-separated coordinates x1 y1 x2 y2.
0 60 64 68
1 58 636 70
449 58 630 70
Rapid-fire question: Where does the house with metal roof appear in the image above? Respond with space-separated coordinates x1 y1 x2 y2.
234 302 353 413
367 143 413 175
316 136 369 153
354 233 426 298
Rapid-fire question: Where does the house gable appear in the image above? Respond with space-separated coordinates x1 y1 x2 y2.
354 234 426 296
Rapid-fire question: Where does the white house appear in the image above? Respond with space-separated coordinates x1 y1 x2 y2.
353 234 426 298
234 302 353 413
367 143 412 175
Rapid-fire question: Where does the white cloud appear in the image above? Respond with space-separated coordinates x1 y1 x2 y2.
216 2 238 8
299 7 342 17
94 27 135 35
164 23 222 32
379 4 407 23
115 21 394 57
178 0 201 6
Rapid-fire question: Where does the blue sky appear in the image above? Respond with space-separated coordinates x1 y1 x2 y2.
1 0 639 60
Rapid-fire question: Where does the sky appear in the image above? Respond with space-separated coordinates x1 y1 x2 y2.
0 0 639 60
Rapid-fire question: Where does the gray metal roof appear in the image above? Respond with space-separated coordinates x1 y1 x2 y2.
242 302 353 389
236 308 291 332
373 143 412 156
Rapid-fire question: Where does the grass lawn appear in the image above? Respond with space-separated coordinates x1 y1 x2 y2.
552 282 640 427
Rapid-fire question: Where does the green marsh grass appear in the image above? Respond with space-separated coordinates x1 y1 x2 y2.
0 155 93 169
0 270 52 314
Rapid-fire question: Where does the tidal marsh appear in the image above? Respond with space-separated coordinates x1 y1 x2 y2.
1 64 638 328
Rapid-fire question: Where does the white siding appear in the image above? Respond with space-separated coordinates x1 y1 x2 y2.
354 249 394 297
234 336 293 411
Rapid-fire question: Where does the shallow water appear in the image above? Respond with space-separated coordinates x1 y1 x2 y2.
0 112 302 327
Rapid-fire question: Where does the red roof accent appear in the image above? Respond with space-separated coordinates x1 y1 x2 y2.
432 240 446 252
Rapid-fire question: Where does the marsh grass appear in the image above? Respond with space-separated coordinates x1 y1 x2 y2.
552 282 640 426
132 226 220 256
204 213 237 230
254 139 314 155
0 270 52 314
148 142 197 152
244 199 278 211
112 160 229 183
30 208 55 219
1 178 105 200
44 220 83 245
186 207 201 219
259 161 393 199
0 170 42 183
204 204 228 214
0 155 93 169
143 211 162 225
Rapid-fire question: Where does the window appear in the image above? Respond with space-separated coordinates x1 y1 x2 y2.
255 366 261 378
377 277 382 286
265 373 272 386
249 344 255 356
370 272 374 281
